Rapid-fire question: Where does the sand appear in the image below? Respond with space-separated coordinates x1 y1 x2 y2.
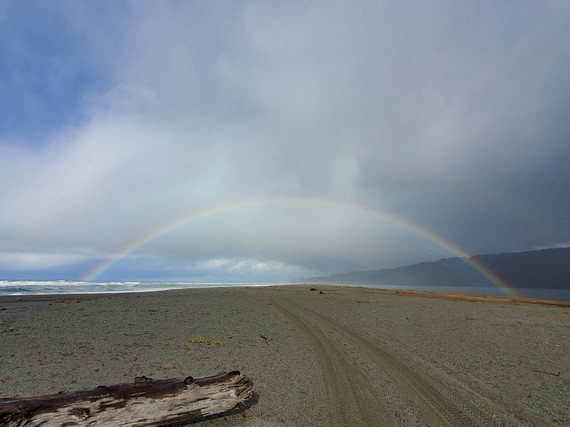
0 285 568 426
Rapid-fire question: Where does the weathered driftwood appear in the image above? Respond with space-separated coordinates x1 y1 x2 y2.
0 371 253 426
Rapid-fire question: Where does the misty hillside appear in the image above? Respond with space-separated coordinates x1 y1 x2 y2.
305 247 570 289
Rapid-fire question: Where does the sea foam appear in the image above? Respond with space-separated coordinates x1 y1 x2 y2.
0 280 271 296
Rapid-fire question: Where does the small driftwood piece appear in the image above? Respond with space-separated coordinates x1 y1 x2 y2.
0 371 253 426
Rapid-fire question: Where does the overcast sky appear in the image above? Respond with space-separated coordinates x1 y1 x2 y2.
1 1 569 282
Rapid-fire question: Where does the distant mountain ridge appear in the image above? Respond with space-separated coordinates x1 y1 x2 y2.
305 247 570 289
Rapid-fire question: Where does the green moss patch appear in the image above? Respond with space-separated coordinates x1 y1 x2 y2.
185 336 224 346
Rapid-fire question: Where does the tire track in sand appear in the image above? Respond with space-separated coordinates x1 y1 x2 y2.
274 297 491 426
274 297 393 426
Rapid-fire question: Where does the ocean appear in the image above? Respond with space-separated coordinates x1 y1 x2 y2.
0 280 272 296
0 280 568 302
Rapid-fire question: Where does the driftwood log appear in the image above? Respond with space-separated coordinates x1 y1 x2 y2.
0 371 253 426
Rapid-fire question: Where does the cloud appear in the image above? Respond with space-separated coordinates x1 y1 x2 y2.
532 242 570 251
1 1 569 280
0 249 91 271
193 257 315 282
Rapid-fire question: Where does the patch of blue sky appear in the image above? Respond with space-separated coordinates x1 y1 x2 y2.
0 3 106 142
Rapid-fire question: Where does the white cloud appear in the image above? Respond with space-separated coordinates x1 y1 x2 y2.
197 259 235 270
194 257 314 282
0 250 91 271
532 243 570 251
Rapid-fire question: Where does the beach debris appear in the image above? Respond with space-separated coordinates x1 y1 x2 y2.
0 371 253 426
185 336 224 346
533 369 561 376
260 334 271 344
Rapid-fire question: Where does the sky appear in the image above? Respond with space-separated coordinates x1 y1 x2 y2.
1 1 569 282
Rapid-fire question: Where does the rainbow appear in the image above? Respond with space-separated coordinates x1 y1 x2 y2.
82 195 517 295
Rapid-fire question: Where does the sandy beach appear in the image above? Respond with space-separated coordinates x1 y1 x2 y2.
1 285 568 426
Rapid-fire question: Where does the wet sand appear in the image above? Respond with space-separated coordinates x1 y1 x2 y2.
1 285 568 426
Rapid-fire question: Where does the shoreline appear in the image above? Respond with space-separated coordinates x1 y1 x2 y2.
1 285 568 425
1 283 569 307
